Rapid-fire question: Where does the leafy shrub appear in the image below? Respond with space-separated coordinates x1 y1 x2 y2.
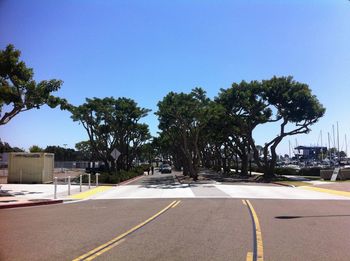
77 166 144 184
274 167 299 176
299 167 321 176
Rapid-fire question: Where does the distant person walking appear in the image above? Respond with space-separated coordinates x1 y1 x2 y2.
147 167 150 175
151 166 154 175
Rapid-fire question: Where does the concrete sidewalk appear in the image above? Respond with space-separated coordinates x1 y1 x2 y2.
0 183 93 208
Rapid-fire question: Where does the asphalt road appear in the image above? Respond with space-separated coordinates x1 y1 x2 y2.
2 174 350 261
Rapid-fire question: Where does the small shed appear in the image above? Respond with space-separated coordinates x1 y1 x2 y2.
8 153 54 183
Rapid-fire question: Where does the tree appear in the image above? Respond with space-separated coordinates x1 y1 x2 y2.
0 140 23 152
70 97 151 171
29 145 44 153
248 76 325 180
216 76 325 181
216 80 271 175
0 44 68 125
156 88 211 180
44 145 78 161
75 141 93 161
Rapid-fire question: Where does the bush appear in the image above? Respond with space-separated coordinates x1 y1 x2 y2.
299 167 321 177
274 167 299 176
77 166 144 184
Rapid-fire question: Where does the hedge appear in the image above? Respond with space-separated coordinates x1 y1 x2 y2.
78 166 144 184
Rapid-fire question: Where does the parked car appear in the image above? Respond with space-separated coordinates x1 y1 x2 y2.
160 164 172 173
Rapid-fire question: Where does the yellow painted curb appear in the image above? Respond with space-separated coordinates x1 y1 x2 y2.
300 186 350 198
70 186 113 200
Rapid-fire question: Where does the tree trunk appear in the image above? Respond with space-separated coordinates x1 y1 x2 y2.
240 154 248 176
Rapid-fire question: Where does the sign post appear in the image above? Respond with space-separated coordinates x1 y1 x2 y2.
111 148 121 183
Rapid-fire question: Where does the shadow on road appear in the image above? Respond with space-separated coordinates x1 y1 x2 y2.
275 215 350 219
138 175 196 189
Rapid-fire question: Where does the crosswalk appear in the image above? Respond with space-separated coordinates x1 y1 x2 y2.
90 183 350 200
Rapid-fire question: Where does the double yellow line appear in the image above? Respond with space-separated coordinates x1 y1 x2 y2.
243 200 264 261
72 200 181 261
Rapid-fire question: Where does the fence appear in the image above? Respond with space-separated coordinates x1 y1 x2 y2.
53 173 100 199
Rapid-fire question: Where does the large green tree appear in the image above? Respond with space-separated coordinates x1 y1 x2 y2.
156 88 211 180
70 97 151 171
216 80 271 176
216 76 325 180
248 76 326 180
0 44 68 125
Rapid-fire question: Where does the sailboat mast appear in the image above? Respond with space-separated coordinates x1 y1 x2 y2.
337 122 340 164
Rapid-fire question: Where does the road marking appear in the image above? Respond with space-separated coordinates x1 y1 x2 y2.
246 252 253 261
172 200 181 208
72 200 178 261
70 186 113 200
300 186 350 198
245 200 264 261
84 239 126 261
242 200 247 206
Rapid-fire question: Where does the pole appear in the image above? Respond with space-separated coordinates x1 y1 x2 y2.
54 177 57 199
79 174 82 192
289 140 291 159
20 169 22 184
346 134 348 158
96 173 99 187
321 130 323 161
337 122 340 165
333 124 336 148
88 174 91 189
68 176 71 196
328 132 331 162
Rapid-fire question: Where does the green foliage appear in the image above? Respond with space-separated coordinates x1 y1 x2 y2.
156 76 325 181
70 97 151 171
29 145 44 153
274 167 299 176
75 141 92 161
80 166 144 184
44 145 81 161
0 140 23 152
156 88 211 179
299 167 321 177
0 44 68 125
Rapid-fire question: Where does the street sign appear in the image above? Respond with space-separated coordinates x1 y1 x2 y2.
111 148 121 160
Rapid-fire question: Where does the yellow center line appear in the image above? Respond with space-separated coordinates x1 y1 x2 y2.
72 200 178 261
84 239 126 261
171 200 181 208
246 252 253 261
246 200 264 261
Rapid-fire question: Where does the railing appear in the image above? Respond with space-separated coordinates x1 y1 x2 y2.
53 173 100 199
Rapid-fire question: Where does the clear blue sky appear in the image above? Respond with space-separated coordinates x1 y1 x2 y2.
0 0 350 155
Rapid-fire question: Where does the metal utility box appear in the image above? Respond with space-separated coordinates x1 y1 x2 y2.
8 153 54 183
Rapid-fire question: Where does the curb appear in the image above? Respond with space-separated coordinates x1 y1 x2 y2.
273 182 295 188
0 199 63 209
117 175 145 186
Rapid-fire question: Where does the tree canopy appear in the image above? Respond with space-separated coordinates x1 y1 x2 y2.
70 97 151 171
156 76 325 180
0 44 68 125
